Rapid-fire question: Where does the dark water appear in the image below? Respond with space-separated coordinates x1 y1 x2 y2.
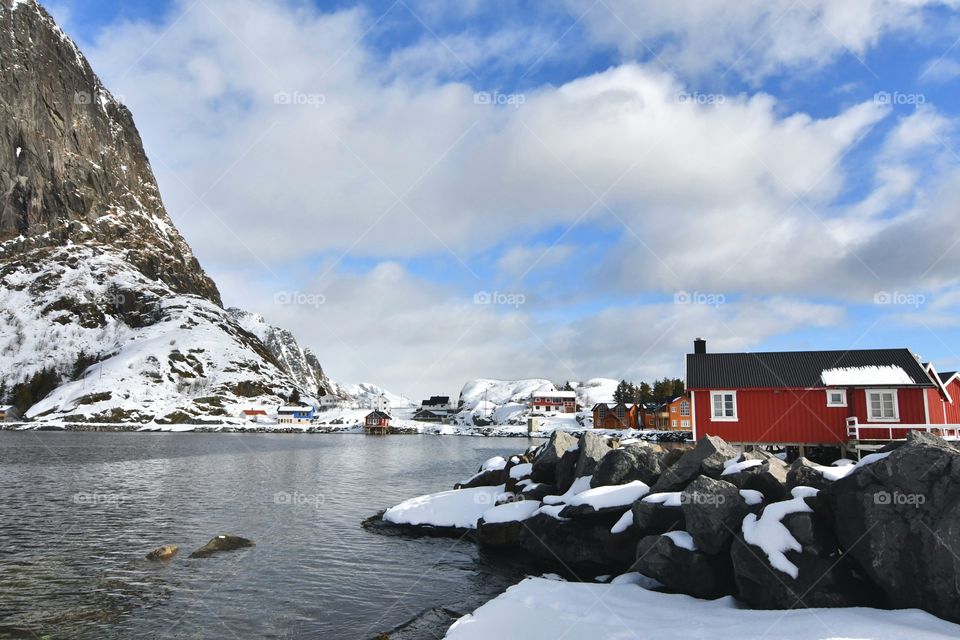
0 432 536 639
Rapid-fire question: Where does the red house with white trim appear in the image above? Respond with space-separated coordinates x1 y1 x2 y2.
530 390 577 413
686 339 959 454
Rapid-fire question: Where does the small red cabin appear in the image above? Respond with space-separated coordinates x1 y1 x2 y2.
530 391 577 413
686 339 957 451
364 410 391 432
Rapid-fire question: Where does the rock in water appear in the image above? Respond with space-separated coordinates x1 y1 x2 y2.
0 0 339 422
189 535 255 558
822 431 960 622
146 544 179 561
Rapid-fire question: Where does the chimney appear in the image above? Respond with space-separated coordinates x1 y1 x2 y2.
694 338 706 355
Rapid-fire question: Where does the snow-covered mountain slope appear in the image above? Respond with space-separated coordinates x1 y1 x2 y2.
457 379 556 411
228 309 341 399
345 383 413 408
573 378 619 407
0 0 337 422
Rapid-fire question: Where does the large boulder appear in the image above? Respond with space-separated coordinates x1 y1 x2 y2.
591 442 664 488
574 432 613 479
531 431 578 483
680 476 749 555
722 456 788 502
519 512 626 571
632 533 735 599
821 431 960 622
732 492 878 609
554 447 579 494
786 457 833 492
632 494 685 535
456 467 507 489
650 436 739 493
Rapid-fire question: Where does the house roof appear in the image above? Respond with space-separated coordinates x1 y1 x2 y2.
422 396 450 404
686 348 933 389
242 409 267 415
532 390 577 399
278 405 313 413
0 405 13 411
941 371 958 383
366 410 392 420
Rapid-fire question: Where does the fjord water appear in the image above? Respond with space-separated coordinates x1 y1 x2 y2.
0 432 532 639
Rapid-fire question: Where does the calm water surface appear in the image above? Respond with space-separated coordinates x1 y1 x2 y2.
0 432 537 639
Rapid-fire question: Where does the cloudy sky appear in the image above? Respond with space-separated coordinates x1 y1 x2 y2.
50 0 960 400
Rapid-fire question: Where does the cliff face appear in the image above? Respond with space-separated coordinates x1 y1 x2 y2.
0 0 220 303
0 0 337 421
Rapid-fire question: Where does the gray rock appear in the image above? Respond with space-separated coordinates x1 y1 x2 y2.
732 497 878 609
520 482 557 502
531 431 579 483
145 544 178 561
821 431 960 622
455 467 507 489
632 534 735 599
651 436 739 493
786 457 833 492
476 518 525 547
574 431 613 479
632 498 685 535
722 458 788 502
519 512 631 572
554 447 579 494
591 443 664 488
680 476 748 555
189 535 255 558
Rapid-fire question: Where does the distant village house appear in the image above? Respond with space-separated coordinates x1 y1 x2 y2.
530 390 577 413
277 405 315 425
592 402 639 429
364 410 391 434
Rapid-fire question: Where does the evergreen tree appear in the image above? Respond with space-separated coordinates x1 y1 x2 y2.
613 380 631 404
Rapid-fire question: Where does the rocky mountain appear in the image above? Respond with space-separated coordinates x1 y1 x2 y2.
0 0 335 422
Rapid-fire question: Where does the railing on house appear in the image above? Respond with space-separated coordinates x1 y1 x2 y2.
846 417 960 441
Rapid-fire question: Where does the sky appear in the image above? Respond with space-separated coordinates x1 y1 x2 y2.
46 0 960 401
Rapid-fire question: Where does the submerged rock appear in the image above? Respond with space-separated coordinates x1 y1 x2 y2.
189 535 255 558
145 544 178 561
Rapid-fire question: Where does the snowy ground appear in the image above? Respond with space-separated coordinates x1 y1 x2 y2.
444 576 960 639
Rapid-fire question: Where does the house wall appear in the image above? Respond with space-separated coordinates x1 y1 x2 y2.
925 380 960 424
691 387 928 444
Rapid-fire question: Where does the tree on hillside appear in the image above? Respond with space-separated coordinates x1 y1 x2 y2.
613 380 633 404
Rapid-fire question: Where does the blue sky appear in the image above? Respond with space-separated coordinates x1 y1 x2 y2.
50 0 960 397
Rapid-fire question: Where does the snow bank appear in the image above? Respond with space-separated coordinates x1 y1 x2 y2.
543 475 593 505
641 492 682 507
821 365 913 386
741 486 818 579
383 485 507 529
444 577 960 639
721 459 763 476
508 463 532 479
482 500 541 524
566 480 650 510
480 456 507 472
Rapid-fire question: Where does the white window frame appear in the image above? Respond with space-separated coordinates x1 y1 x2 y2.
710 391 738 421
867 389 899 422
679 401 691 416
826 389 847 407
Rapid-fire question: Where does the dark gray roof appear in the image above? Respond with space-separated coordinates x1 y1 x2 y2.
686 348 932 389
940 371 958 383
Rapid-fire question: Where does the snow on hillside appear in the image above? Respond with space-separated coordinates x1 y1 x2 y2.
573 378 618 406
458 379 555 410
0 246 319 423
345 382 413 408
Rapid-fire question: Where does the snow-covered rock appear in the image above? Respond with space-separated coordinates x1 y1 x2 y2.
383 486 507 530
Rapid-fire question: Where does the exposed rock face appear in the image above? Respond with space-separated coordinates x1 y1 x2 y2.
0 0 219 303
822 432 960 622
573 431 612 479
787 457 833 492
0 1 333 420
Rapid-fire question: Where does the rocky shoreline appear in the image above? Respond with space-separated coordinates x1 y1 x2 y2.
368 429 960 636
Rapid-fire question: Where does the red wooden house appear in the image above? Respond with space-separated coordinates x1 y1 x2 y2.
364 410 391 434
530 391 577 413
686 339 959 454
592 403 639 429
